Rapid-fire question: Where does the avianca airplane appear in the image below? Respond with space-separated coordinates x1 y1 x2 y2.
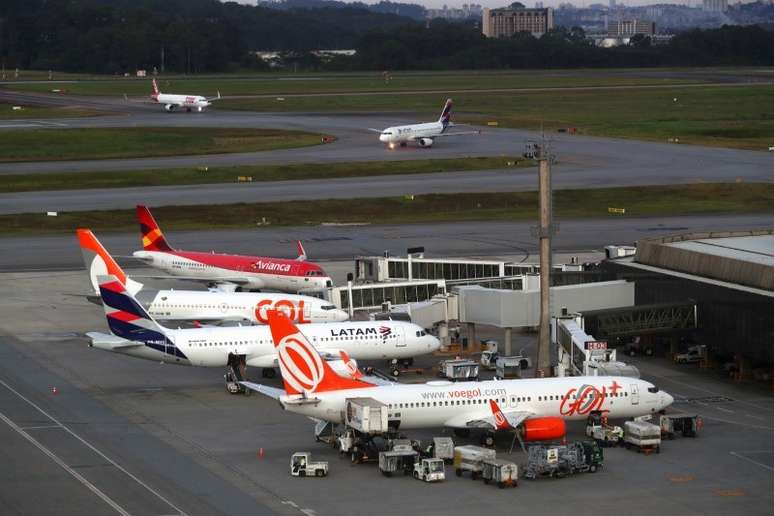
369 99 480 149
242 311 674 441
78 229 347 324
88 275 440 381
150 79 220 112
132 205 333 293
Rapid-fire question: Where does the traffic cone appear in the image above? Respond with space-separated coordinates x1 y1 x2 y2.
258 448 264 459
51 387 58 395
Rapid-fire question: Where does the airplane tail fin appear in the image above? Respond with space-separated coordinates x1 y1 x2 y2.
438 98 452 127
489 399 512 430
77 229 143 296
267 310 373 395
296 240 307 262
151 79 160 96
136 205 173 251
97 274 171 345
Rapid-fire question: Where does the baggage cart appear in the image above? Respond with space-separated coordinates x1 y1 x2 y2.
453 445 496 480
481 459 518 488
659 413 701 439
379 450 419 477
623 420 661 454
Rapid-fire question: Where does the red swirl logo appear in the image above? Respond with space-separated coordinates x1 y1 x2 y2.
560 384 607 416
277 333 325 393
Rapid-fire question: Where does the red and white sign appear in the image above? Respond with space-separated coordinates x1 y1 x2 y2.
585 340 608 350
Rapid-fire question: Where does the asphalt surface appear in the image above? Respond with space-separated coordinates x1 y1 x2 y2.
1 269 773 516
1 214 770 273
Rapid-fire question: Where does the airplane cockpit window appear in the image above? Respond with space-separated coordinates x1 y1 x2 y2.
648 386 659 393
321 305 337 310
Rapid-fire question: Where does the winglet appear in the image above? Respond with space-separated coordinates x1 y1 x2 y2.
77 229 143 296
136 205 173 251
296 240 307 262
339 350 363 380
267 309 373 395
489 399 512 430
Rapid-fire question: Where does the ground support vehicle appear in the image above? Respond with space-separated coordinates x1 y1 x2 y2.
659 413 701 439
379 450 419 477
674 345 706 364
623 420 662 454
495 356 526 380
453 445 496 479
481 459 518 488
438 359 479 381
586 423 623 447
413 458 446 482
523 441 602 480
290 452 328 477
339 428 389 464
425 437 455 462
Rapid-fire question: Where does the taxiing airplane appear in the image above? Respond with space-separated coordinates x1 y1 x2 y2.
370 98 480 149
78 229 347 324
88 275 440 382
150 78 220 112
242 310 674 442
132 205 333 293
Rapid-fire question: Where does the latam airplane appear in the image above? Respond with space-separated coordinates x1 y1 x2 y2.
88 275 440 382
132 205 333 293
243 311 674 443
370 99 480 149
150 79 220 112
78 229 348 324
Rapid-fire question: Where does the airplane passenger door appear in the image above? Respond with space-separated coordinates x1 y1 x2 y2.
630 384 639 405
395 326 406 348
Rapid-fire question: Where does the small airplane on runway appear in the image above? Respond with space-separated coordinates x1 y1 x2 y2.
87 275 440 385
241 310 674 444
132 205 333 293
150 79 220 112
77 229 348 324
369 98 480 149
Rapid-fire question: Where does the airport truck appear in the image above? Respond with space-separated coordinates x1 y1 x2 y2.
338 398 392 463
453 445 496 480
290 452 328 477
413 458 446 482
623 420 662 453
523 441 602 480
438 359 479 381
659 413 701 439
586 422 624 447
481 459 518 488
379 450 419 477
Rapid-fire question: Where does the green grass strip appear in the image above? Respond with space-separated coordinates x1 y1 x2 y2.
1 183 770 235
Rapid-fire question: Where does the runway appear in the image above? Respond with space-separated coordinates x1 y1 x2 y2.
0 213 768 273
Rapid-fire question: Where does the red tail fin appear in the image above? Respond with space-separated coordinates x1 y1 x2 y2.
151 79 160 96
296 240 307 261
77 228 144 296
489 399 512 431
136 205 172 251
267 310 373 395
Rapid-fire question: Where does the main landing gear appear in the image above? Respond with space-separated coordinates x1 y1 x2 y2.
224 353 250 395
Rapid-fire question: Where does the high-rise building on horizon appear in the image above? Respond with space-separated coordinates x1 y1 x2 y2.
482 6 555 38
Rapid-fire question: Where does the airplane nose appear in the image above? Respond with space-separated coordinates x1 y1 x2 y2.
429 336 441 351
335 310 349 322
663 392 674 408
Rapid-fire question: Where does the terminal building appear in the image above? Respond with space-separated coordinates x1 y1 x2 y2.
482 5 554 38
603 229 774 375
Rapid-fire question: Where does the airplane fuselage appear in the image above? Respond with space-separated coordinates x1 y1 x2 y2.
153 92 210 111
93 320 440 368
132 250 332 293
279 376 673 429
379 122 445 146
138 290 348 324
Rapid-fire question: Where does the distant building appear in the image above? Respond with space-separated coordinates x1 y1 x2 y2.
702 0 728 12
482 6 555 38
608 19 656 37
426 3 483 20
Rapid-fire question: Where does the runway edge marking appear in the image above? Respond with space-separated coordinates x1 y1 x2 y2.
0 378 188 516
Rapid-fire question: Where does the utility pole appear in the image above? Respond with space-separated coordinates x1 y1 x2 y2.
525 139 555 378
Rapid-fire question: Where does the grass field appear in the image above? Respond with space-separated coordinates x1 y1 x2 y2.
1 183 770 235
220 84 774 151
0 157 526 193
1 69 703 97
0 127 326 162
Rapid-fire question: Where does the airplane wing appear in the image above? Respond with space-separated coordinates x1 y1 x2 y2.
85 332 144 350
205 91 221 102
240 381 285 400
444 410 534 429
130 274 259 291
367 128 383 133
425 130 481 138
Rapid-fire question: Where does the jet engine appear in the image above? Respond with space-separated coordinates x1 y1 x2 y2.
417 138 434 148
164 104 176 112
519 417 566 442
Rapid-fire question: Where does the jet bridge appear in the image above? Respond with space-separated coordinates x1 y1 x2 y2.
553 316 640 378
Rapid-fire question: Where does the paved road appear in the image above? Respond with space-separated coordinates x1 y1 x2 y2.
1 214 769 273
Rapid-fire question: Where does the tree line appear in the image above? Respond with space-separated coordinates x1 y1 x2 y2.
1 0 773 73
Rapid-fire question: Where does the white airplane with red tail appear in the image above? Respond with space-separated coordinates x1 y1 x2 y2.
243 311 674 443
150 79 220 112
78 229 347 324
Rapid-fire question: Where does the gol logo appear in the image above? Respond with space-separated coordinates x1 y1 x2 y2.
493 410 507 429
559 384 607 416
277 333 325 394
255 299 309 324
